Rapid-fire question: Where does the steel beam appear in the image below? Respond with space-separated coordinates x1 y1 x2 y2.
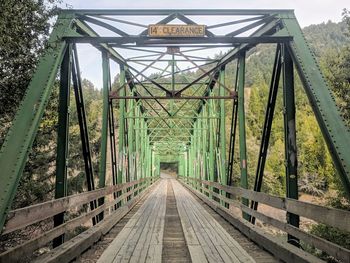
237 53 250 220
282 17 350 196
0 14 74 233
64 36 293 45
53 44 72 247
219 68 227 206
109 95 235 100
282 44 300 246
250 45 282 224
97 51 111 220
61 9 294 16
71 45 97 224
227 60 239 187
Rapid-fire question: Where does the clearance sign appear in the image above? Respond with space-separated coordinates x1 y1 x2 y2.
148 24 206 37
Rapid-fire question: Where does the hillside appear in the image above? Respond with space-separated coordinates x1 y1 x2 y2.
238 20 349 196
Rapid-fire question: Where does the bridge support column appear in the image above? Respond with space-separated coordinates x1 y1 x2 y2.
72 45 97 223
127 84 135 201
134 107 141 195
282 44 300 246
117 65 126 206
208 93 215 198
108 68 118 207
219 67 227 207
227 61 239 188
250 45 282 224
53 44 72 247
97 51 111 220
237 52 250 220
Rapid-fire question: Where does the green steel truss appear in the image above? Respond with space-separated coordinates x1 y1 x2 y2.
0 10 349 247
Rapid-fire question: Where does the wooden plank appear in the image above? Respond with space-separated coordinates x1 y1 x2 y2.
3 178 151 234
33 206 129 263
175 199 201 245
145 244 162 263
185 193 254 262
180 180 324 263
186 178 350 263
172 181 207 261
0 181 157 263
188 245 209 263
29 180 159 263
120 181 165 261
183 201 223 262
127 181 166 262
142 184 166 262
240 203 350 263
173 180 235 263
102 191 156 262
97 180 165 263
174 180 255 263
188 178 350 232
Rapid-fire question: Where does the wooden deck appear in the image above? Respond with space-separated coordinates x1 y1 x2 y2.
97 177 274 263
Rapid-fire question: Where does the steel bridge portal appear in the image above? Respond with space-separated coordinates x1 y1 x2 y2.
0 9 349 263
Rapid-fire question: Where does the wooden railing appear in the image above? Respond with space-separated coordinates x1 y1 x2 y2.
179 177 350 263
0 177 159 263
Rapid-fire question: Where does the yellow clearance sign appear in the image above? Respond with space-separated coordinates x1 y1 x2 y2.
148 24 206 37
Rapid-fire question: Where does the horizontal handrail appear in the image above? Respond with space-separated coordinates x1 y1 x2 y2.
184 177 350 232
180 177 350 262
3 178 153 235
0 177 159 262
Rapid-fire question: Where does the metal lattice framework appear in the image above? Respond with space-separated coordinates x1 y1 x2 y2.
0 9 349 251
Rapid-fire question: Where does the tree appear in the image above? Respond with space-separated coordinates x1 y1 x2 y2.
0 0 61 142
308 10 350 260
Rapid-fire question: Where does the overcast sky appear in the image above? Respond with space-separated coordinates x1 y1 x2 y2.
59 0 349 88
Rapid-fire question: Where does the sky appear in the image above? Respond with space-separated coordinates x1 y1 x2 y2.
59 0 349 88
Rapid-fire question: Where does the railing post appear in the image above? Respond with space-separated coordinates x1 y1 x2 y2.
282 44 300 246
237 52 250 220
53 44 72 248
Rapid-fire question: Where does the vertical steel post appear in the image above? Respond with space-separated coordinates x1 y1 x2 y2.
117 66 126 206
250 45 282 224
135 107 141 195
140 119 145 180
71 45 97 224
219 67 227 205
108 77 118 207
171 53 175 113
237 53 250 220
209 93 215 198
282 44 300 246
227 61 239 187
53 44 72 247
97 51 110 220
99 51 110 188
126 90 135 200
128 97 135 181
202 111 207 181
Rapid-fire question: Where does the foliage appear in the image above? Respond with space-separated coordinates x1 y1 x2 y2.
0 0 61 141
232 19 349 198
307 10 350 258
67 79 103 195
